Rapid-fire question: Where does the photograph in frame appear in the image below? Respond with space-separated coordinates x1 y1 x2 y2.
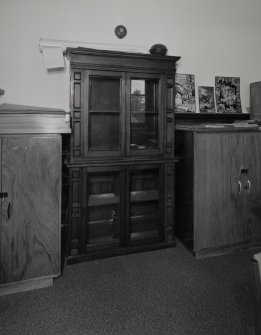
198 86 216 113
215 76 242 113
175 73 196 113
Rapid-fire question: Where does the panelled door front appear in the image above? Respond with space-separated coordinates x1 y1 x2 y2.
194 132 246 251
0 136 61 284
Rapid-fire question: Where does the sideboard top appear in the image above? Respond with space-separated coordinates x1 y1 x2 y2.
0 103 65 114
176 123 261 133
0 104 71 134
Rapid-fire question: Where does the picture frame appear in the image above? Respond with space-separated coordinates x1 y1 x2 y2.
175 73 196 113
215 76 242 113
198 86 216 113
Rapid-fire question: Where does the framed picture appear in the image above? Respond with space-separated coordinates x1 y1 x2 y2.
215 76 242 113
175 73 196 113
198 86 216 113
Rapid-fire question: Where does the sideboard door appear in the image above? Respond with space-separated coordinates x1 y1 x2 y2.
0 136 61 284
243 132 261 242
194 132 245 251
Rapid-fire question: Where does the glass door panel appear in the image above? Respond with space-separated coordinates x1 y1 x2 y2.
90 77 120 111
130 79 159 151
86 72 124 156
86 171 121 248
128 167 163 243
89 113 119 150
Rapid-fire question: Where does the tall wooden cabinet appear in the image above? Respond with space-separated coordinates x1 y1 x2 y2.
66 48 180 263
0 105 70 295
175 126 261 258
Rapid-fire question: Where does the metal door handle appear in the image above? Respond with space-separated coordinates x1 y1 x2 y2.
7 202 11 219
0 192 8 202
238 180 242 194
245 180 251 193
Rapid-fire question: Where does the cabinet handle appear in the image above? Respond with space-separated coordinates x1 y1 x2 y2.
245 180 251 193
7 202 11 219
238 180 242 194
0 192 8 202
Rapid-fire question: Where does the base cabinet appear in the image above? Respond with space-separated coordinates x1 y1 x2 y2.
67 162 175 262
175 129 261 258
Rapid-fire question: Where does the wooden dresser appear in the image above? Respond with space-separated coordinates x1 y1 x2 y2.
0 104 70 295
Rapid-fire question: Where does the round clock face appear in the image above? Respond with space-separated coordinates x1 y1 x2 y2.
115 25 127 39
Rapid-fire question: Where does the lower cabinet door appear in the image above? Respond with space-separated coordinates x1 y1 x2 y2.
243 132 261 243
69 163 167 259
0 136 61 284
83 166 123 252
126 164 164 245
194 132 246 251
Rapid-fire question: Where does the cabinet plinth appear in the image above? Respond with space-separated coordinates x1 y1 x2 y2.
66 48 180 262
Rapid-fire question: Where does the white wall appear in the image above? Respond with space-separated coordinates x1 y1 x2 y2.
0 0 261 112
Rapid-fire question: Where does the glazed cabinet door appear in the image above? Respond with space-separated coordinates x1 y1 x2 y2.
126 164 165 245
85 71 125 158
71 70 125 160
81 166 124 253
126 73 165 156
0 136 61 284
194 132 246 251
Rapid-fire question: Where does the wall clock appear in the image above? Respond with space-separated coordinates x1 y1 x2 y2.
115 25 127 39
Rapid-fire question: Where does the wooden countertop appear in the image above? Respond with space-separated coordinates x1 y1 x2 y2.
0 104 71 134
175 123 261 133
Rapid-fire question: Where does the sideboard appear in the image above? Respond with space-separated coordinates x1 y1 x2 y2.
175 123 261 258
0 104 71 295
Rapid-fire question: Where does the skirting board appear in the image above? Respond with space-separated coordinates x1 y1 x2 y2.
194 242 261 259
0 276 55 297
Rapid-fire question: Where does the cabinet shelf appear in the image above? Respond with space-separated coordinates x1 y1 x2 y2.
88 193 120 206
131 111 158 114
88 218 117 225
87 237 119 247
89 110 120 114
130 190 159 202
130 230 159 240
